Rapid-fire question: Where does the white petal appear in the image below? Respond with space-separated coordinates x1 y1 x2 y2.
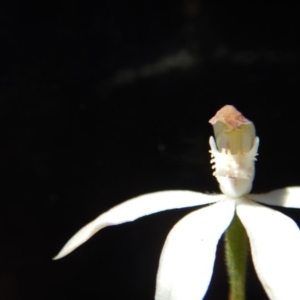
250 187 300 208
155 199 235 300
237 198 300 300
54 191 223 259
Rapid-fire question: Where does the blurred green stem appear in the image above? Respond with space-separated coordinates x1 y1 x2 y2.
224 212 248 300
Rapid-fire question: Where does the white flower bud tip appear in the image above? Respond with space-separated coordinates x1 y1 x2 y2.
209 105 259 198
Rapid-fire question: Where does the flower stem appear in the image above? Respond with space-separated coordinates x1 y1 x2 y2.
224 212 248 300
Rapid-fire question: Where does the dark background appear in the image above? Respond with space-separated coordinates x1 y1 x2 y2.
1 1 300 299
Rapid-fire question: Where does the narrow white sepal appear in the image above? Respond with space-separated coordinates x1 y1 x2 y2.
53 191 223 260
155 198 235 300
250 187 300 209
237 198 300 300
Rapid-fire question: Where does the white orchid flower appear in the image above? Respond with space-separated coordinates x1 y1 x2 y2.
54 105 300 300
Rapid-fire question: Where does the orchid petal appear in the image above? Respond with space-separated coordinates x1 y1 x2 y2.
250 187 300 209
54 191 223 260
155 198 235 300
237 198 300 300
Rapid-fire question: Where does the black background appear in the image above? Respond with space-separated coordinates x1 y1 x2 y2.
1 1 300 299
